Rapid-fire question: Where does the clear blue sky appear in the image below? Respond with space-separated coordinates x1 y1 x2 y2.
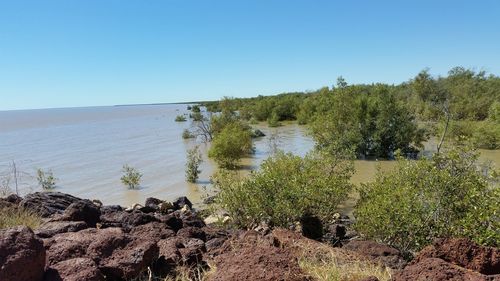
1 0 499 110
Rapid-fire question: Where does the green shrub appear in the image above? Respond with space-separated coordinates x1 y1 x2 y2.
190 112 204 121
191 105 201 113
120 165 142 189
175 115 187 122
267 112 281 127
186 146 203 183
36 168 57 190
208 123 253 169
354 148 499 253
182 129 195 139
471 121 500 149
212 151 354 228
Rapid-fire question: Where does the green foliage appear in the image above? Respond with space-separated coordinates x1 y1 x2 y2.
212 151 354 228
489 101 500 123
208 123 253 169
267 112 281 127
440 120 500 149
185 146 203 183
182 129 195 139
354 148 499 252
191 105 201 113
36 168 57 190
175 115 187 122
190 112 204 121
310 85 425 158
120 165 142 189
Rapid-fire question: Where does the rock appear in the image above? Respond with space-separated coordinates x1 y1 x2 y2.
343 240 406 270
60 200 100 226
300 214 323 239
45 227 158 280
177 226 206 241
203 195 216 204
44 258 104 281
19 192 84 217
251 129 266 138
393 257 493 281
159 202 174 213
205 237 227 254
128 222 176 242
323 223 347 246
157 237 183 264
180 210 206 228
5 194 22 204
100 209 157 229
145 197 163 209
413 238 500 275
209 231 309 281
158 212 184 231
35 221 88 238
173 196 192 210
0 226 46 281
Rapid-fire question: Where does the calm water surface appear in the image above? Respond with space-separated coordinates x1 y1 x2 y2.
0 104 498 211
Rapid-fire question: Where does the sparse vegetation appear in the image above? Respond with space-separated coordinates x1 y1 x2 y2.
182 129 195 139
185 146 203 183
175 115 187 122
0 207 43 230
36 168 57 190
120 165 142 189
208 122 253 169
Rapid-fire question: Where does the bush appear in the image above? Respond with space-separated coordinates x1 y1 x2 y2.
471 121 500 149
212 151 354 228
175 115 187 122
182 129 195 139
120 165 142 189
186 146 203 183
267 112 281 127
354 148 499 253
190 112 204 121
191 105 201 113
36 168 57 190
208 123 253 169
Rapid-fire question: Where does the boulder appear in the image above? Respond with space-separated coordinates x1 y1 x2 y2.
177 226 206 241
173 196 192 210
19 192 84 217
343 240 406 269
128 222 176 242
413 238 500 275
0 226 46 281
59 200 100 226
35 221 88 238
145 197 163 209
44 258 104 281
5 194 22 204
99 209 157 229
300 214 323 239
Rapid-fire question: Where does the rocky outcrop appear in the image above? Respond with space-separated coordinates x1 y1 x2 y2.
19 192 85 217
35 221 88 238
0 226 46 281
394 238 500 280
44 258 104 281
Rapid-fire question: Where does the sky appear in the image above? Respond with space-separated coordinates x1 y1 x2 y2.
0 0 499 110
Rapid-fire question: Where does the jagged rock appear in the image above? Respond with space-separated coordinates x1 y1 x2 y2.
128 222 176 242
180 210 206 228
413 238 500 275
19 192 84 217
343 240 406 270
0 226 46 281
45 227 158 280
99 209 157 229
158 212 184 231
5 194 22 204
177 226 206 241
393 257 494 281
43 258 104 281
300 214 323 239
173 196 192 210
35 221 88 238
60 200 100 226
145 197 163 209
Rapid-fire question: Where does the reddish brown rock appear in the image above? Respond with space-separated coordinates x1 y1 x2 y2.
177 226 206 241
0 226 46 281
19 192 84 217
43 258 104 281
414 238 500 275
60 200 100 226
393 257 495 281
343 240 406 269
35 221 88 238
128 221 176 242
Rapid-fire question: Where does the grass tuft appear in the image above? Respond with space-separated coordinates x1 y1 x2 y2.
0 207 43 230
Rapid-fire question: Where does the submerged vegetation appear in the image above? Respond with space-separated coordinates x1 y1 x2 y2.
120 165 142 189
185 146 203 183
36 168 57 190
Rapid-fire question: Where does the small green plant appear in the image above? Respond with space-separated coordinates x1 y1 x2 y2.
191 105 201 113
120 165 142 189
267 112 281 127
190 112 204 121
182 129 195 139
36 168 57 189
175 115 187 122
185 146 203 183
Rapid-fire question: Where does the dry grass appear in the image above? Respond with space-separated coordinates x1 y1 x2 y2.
0 207 43 230
298 252 392 281
272 229 392 281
